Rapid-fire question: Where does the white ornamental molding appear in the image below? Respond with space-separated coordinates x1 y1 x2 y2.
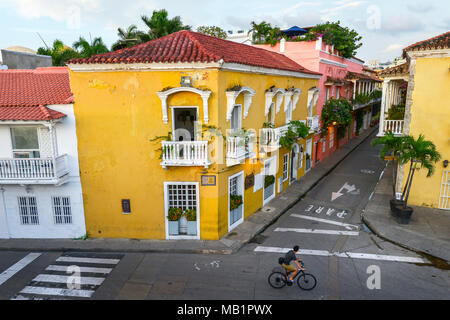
226 87 256 121
307 87 320 110
265 88 285 116
156 87 212 124
283 90 294 112
292 88 302 111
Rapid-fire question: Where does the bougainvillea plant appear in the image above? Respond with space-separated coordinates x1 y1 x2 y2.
321 98 353 139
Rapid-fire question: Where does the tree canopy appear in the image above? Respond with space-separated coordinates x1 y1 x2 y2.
141 9 191 41
37 39 80 66
196 26 227 39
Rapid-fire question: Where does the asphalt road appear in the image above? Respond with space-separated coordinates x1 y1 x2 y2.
0 134 449 301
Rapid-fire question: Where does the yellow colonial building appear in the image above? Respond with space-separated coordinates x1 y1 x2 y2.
378 31 450 210
68 30 321 239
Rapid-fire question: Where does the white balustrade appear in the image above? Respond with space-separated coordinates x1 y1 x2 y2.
383 120 404 135
161 141 210 167
0 155 69 182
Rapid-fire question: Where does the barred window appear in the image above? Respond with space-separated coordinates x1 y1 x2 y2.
18 196 39 225
167 184 197 211
52 196 72 224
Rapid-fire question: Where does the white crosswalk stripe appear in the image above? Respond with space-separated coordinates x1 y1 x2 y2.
11 252 123 300
254 246 427 264
0 253 41 286
56 256 120 265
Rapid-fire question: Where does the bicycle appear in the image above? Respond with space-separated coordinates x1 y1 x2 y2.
268 260 317 290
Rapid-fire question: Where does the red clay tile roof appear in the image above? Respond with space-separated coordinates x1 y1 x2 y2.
0 105 67 121
345 71 381 82
0 67 70 121
69 30 321 75
378 62 410 77
403 31 450 57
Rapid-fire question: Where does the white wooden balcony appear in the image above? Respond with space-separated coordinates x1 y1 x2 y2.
226 133 256 166
307 116 320 133
0 155 69 185
160 141 210 169
260 124 289 152
381 120 405 136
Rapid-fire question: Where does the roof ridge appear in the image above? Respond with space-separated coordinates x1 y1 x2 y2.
404 31 450 51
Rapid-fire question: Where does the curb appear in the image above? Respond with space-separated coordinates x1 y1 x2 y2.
0 127 378 255
231 126 379 253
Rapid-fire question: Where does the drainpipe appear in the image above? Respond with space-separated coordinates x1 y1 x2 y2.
0 186 10 238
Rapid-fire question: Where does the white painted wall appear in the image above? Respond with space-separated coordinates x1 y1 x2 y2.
0 104 87 239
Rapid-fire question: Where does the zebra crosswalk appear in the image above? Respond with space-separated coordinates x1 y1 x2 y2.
11 252 123 300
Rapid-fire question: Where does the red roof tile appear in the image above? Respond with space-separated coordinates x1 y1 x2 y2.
0 67 70 121
0 105 67 121
403 31 450 56
69 30 321 75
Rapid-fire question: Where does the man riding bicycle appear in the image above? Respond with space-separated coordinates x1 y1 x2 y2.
281 245 305 284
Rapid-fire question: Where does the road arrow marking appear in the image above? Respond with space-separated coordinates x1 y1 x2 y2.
254 246 426 264
331 182 357 201
275 228 359 236
291 214 359 230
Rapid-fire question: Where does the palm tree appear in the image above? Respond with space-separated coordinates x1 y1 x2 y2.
371 131 406 197
398 134 441 207
141 9 191 41
37 39 80 66
111 25 145 51
73 36 109 58
248 21 273 43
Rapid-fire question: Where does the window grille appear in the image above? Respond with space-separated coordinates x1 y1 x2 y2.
167 184 197 211
18 196 39 225
52 196 72 224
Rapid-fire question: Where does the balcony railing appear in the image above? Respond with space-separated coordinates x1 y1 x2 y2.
160 141 210 168
260 124 289 152
226 133 256 166
382 120 404 136
307 116 320 133
0 155 69 184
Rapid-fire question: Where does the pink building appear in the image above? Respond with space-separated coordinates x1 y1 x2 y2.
255 36 381 165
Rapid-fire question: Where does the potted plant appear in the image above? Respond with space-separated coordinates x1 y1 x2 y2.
230 194 243 211
167 207 183 235
395 134 441 224
184 209 197 235
371 131 407 215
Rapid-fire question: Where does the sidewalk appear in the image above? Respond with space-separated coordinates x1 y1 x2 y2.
0 127 378 255
362 161 450 262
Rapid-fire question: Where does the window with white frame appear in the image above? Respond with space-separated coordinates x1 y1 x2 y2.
325 87 330 101
52 196 72 224
336 87 340 99
230 105 242 132
283 153 289 182
18 196 39 225
322 138 326 153
347 87 350 100
167 183 198 212
329 128 334 148
11 127 40 158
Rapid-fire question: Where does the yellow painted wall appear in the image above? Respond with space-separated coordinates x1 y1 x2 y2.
401 56 450 208
69 66 319 240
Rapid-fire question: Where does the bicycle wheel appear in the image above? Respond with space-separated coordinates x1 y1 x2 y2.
268 272 287 289
297 273 317 290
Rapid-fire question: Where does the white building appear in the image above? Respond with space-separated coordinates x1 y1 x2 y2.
0 67 86 238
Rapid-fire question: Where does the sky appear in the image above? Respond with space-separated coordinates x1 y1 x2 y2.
0 0 448 63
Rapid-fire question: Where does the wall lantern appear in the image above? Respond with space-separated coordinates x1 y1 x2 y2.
444 160 449 168
180 76 192 87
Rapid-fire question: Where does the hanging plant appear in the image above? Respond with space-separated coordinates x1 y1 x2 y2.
279 121 310 150
321 98 352 139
